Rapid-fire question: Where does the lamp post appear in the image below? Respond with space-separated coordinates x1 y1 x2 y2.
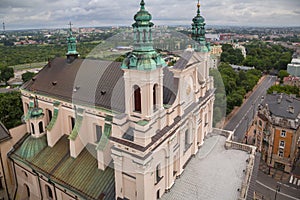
274 184 281 200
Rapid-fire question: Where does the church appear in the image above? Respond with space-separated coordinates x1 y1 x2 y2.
8 1 214 199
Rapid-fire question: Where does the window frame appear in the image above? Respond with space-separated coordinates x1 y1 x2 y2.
279 140 285 149
280 130 286 138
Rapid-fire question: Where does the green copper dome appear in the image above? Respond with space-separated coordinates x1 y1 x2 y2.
121 0 166 71
191 1 210 52
30 107 44 118
192 3 205 24
17 135 47 159
134 0 152 26
66 22 79 56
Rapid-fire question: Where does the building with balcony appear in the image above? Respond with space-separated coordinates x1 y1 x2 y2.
254 93 300 172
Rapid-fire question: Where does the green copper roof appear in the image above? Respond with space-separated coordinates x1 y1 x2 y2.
133 0 152 26
66 23 79 56
121 0 166 71
16 135 47 159
11 135 116 199
191 0 211 52
24 97 44 121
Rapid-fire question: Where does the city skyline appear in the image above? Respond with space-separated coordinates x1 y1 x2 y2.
1 0 300 30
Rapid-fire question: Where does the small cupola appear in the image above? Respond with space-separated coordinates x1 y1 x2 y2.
121 0 166 71
66 21 79 63
191 0 210 52
25 96 45 138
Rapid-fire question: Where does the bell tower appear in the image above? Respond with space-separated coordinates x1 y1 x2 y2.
66 21 79 62
191 0 210 53
191 0 211 83
121 0 166 120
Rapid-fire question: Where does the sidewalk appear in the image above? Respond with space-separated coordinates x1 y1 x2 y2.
259 160 290 183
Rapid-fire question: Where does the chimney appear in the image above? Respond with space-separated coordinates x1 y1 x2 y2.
277 94 282 104
288 106 294 114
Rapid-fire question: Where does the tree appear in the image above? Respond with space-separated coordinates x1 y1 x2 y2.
0 66 14 84
0 92 23 129
278 70 289 83
22 71 35 82
220 44 244 65
267 85 299 96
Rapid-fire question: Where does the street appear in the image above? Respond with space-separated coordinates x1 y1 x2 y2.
256 171 300 200
223 75 300 200
224 75 277 142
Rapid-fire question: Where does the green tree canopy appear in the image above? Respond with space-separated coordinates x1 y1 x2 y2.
278 70 289 83
0 91 23 129
0 66 14 84
22 71 35 83
267 85 299 96
220 44 244 65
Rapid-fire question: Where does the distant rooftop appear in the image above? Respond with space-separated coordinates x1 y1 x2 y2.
231 64 255 71
263 93 300 120
291 58 300 64
0 121 11 143
162 134 249 200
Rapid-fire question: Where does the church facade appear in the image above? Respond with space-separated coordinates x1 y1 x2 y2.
8 1 214 199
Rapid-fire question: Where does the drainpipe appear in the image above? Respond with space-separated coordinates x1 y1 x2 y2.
0 152 10 200
32 169 43 200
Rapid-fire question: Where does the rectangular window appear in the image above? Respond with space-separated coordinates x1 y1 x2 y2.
95 125 102 143
278 149 284 157
280 130 286 138
155 164 162 184
45 185 53 199
184 129 191 151
205 113 208 126
70 117 75 130
48 110 53 122
279 140 285 148
0 177 3 190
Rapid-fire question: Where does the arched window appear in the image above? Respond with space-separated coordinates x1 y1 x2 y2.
39 121 44 134
153 84 158 110
143 29 146 43
31 123 35 134
133 85 141 112
47 109 53 124
137 30 140 43
184 129 191 151
24 184 30 197
45 185 53 199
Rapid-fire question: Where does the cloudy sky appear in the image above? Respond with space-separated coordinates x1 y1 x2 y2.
1 0 299 30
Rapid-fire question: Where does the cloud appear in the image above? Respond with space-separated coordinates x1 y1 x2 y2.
0 0 299 30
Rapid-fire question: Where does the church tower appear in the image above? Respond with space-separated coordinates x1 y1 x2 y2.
191 0 210 53
121 0 166 120
66 22 79 62
191 0 211 85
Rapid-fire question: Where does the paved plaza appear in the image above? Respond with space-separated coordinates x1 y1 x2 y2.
162 134 249 200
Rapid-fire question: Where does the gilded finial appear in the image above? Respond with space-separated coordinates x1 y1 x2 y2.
197 0 200 15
